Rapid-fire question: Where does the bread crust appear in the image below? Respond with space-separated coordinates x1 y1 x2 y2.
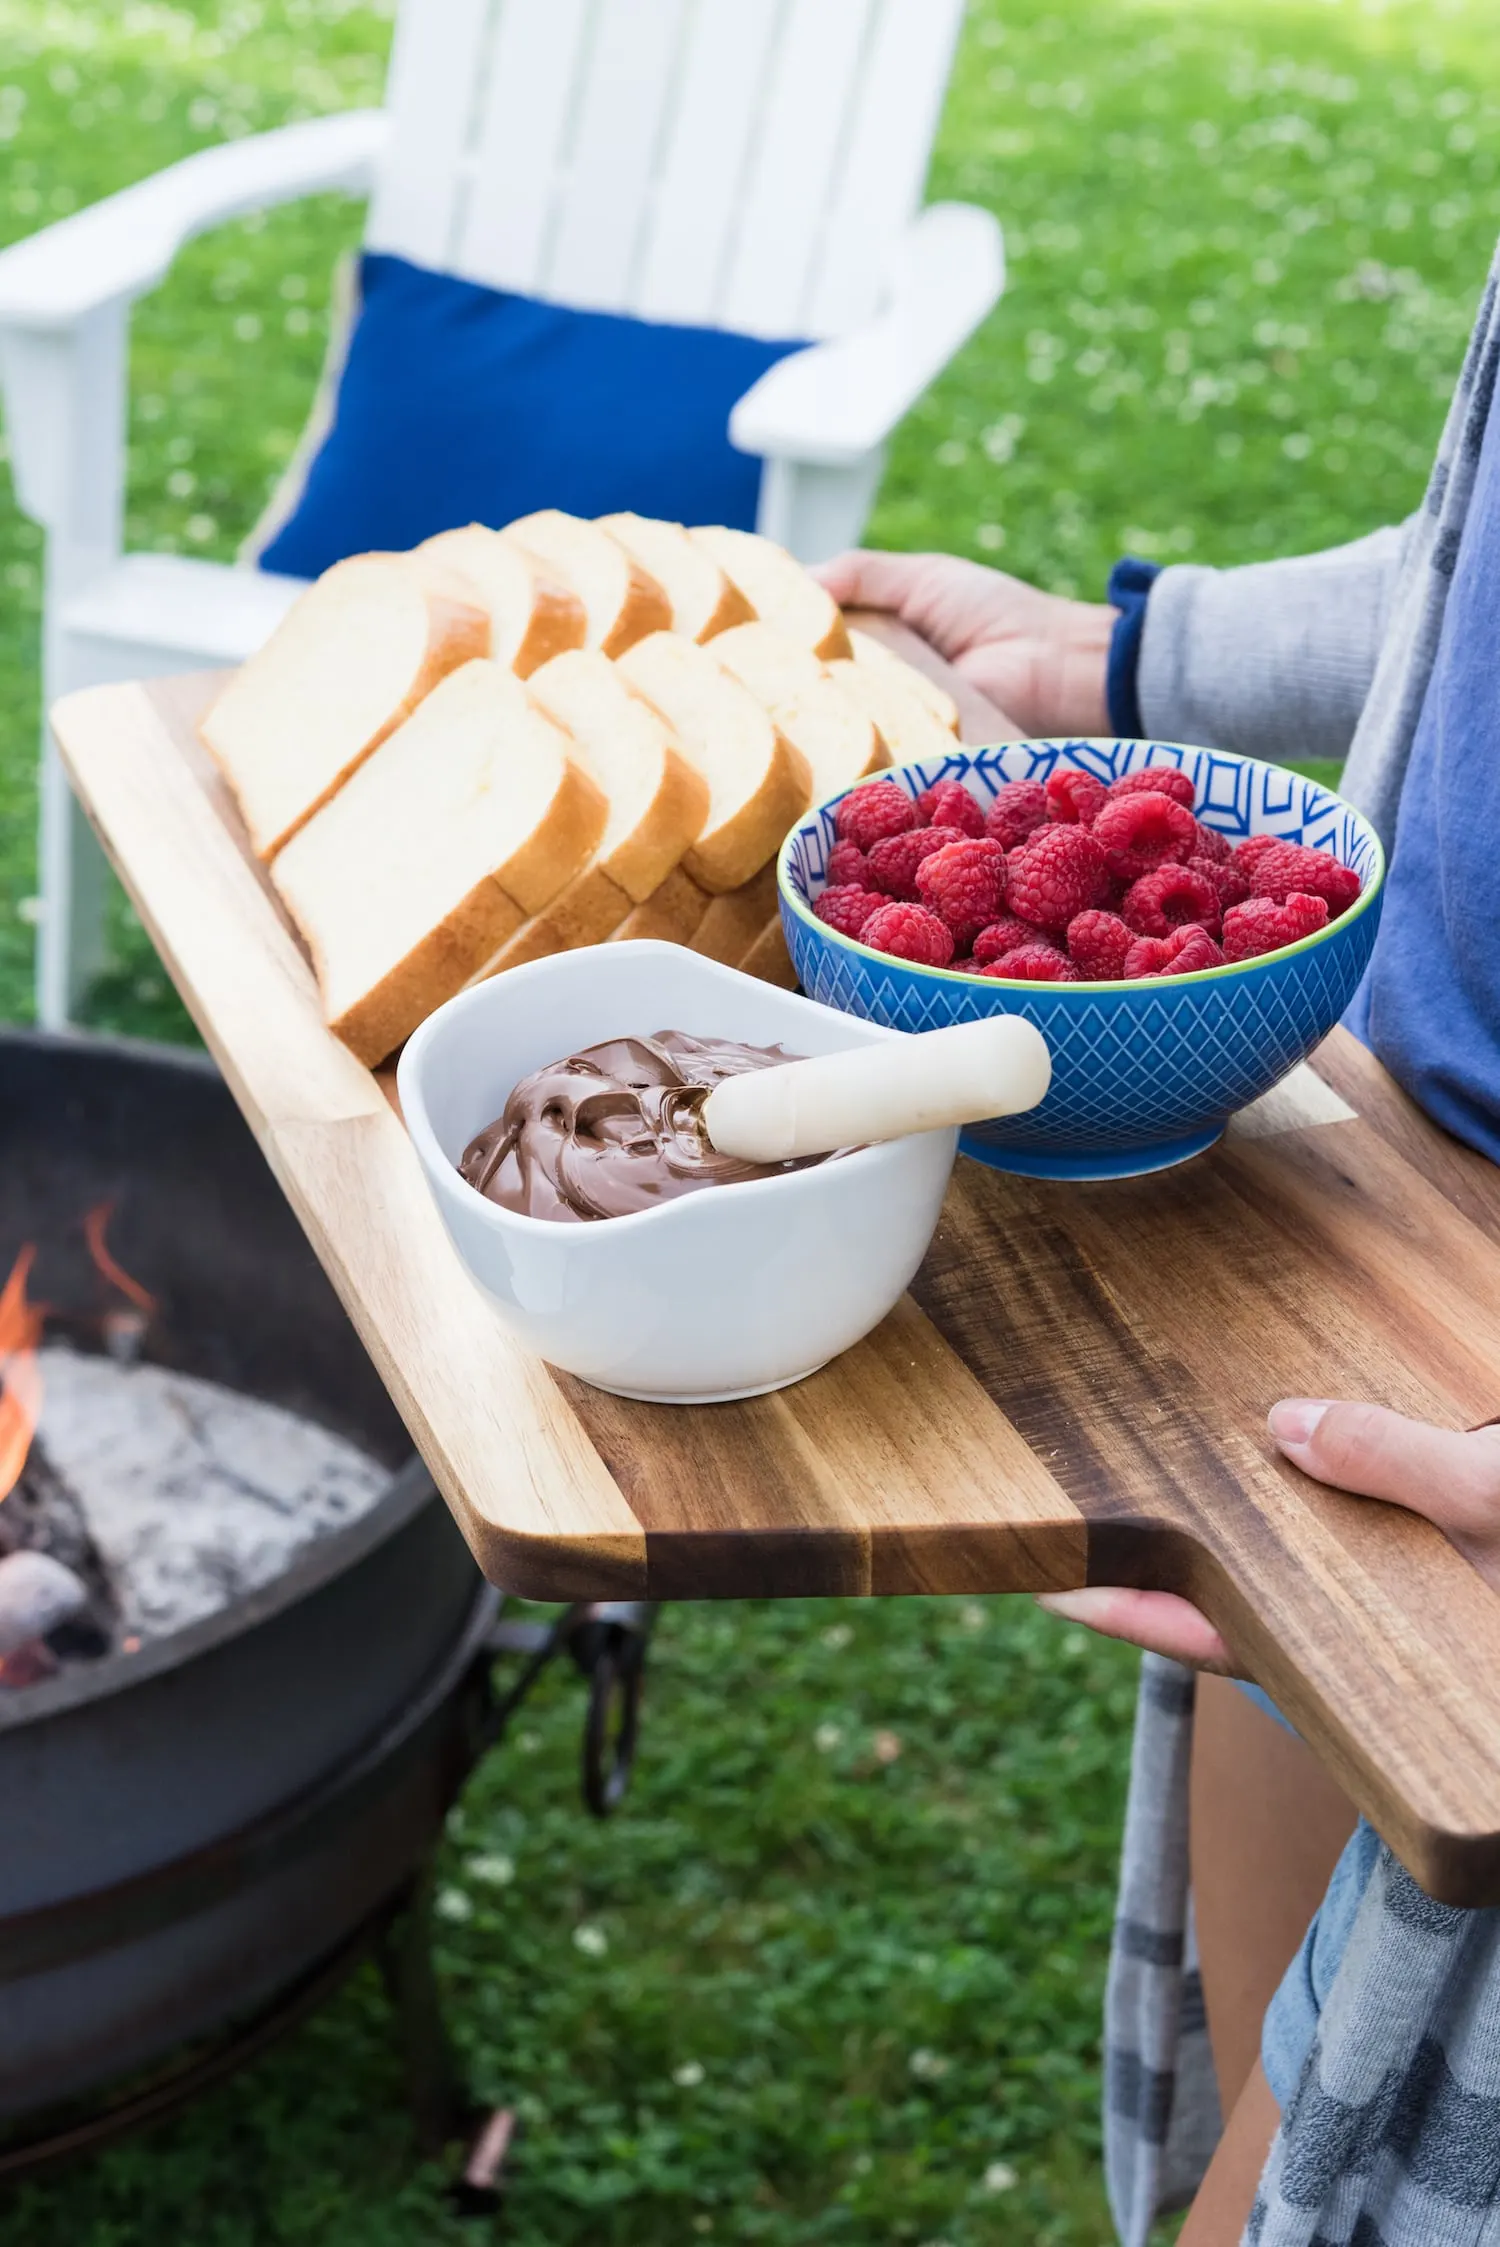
740 916 798 988
682 727 808 892
598 512 755 642
466 863 632 984
607 865 711 944
689 862 781 965
317 874 527 1066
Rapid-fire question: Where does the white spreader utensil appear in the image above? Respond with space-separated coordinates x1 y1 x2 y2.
701 1015 1052 1164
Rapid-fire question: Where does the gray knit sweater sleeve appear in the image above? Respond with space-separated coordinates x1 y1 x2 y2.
1136 523 1411 764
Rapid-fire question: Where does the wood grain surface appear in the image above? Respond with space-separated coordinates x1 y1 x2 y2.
49 666 1500 1903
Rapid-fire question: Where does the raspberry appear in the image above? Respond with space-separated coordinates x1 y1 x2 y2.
1232 833 1282 876
825 838 873 888
985 779 1048 849
1046 769 1108 826
860 901 955 968
867 823 965 900
1108 766 1196 810
1222 892 1330 962
813 884 882 939
1122 863 1223 939
1007 826 1112 932
1190 853 1250 911
1248 841 1362 917
1193 822 1231 863
1066 909 1134 980
978 944 1079 982
914 778 986 836
972 914 1052 967
835 778 916 852
1124 925 1224 979
915 837 1009 945
1091 790 1200 884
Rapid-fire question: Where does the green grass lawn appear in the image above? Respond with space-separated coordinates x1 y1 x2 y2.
1 0 1497 2239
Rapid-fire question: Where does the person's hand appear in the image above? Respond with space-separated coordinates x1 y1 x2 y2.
815 549 1115 739
1036 1399 1500 1671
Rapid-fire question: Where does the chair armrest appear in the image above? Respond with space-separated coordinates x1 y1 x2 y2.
0 110 388 331
729 203 1005 469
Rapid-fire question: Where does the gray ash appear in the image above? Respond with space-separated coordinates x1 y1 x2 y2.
0 1347 387 1687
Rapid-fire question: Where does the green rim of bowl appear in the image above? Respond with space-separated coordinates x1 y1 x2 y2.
776 748 1388 993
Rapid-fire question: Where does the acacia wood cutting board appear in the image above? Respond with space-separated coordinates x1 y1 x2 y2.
50 660 1500 1907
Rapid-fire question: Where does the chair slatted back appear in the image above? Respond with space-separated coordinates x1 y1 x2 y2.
365 0 966 340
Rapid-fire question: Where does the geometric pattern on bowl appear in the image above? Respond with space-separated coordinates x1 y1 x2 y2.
778 739 1385 1180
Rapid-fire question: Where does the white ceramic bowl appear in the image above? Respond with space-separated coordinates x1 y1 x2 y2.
398 942 959 1402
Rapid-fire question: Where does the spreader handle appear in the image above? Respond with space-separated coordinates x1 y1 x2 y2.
702 1016 1052 1164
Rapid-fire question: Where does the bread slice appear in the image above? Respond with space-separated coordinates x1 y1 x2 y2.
828 655 962 768
500 509 670 656
411 525 586 676
711 623 887 804
271 660 606 1064
607 864 712 945
597 513 754 641
525 649 708 903
848 625 961 734
689 526 852 660
740 916 798 989
202 553 488 860
689 862 781 967
616 632 810 893
465 864 633 986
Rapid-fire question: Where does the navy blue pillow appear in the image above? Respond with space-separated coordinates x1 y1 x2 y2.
259 252 806 580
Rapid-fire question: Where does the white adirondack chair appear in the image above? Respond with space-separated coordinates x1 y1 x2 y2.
0 0 1003 1029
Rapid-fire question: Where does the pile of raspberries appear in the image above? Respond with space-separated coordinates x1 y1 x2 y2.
812 768 1362 981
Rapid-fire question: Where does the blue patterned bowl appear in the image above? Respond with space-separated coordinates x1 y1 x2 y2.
778 739 1385 1180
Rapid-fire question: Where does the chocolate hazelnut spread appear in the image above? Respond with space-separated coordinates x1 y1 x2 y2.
459 1030 833 1223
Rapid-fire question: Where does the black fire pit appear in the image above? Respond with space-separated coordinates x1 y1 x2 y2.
0 1031 648 2176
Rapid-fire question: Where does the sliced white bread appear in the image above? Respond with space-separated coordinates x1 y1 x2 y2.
271 660 606 1065
828 655 962 769
499 509 670 656
615 632 810 893
607 864 712 945
202 553 488 861
848 624 961 734
689 861 782 967
689 526 852 660
410 525 586 676
464 649 711 985
597 512 754 641
711 623 887 804
740 916 798 989
464 864 632 986
525 649 708 903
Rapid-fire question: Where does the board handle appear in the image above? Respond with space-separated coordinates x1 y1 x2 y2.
1092 1469 1500 1907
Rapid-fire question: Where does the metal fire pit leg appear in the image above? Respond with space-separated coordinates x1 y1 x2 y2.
377 1864 472 2155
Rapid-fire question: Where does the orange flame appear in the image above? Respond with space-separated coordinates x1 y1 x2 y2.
0 1245 43 1503
83 1202 158 1316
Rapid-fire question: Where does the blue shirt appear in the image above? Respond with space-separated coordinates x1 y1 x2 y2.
1262 389 1500 2105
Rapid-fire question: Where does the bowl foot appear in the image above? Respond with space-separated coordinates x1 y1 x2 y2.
579 1364 831 1405
957 1124 1224 1182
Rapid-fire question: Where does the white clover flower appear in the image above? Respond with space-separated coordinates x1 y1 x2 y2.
435 1886 473 1924
467 1852 515 1887
983 2160 1018 2194
572 1923 608 1957
673 2061 706 2088
908 2049 950 2081
814 1722 844 1752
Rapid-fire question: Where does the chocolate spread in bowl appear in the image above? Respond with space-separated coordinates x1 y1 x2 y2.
459 1030 835 1223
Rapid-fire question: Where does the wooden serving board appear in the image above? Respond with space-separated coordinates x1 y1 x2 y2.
51 664 1500 1906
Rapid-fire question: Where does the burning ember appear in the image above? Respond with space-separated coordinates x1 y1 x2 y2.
0 1208 158 1685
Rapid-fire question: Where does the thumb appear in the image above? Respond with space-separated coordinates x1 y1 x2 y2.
810 547 937 615
1269 1398 1500 1555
